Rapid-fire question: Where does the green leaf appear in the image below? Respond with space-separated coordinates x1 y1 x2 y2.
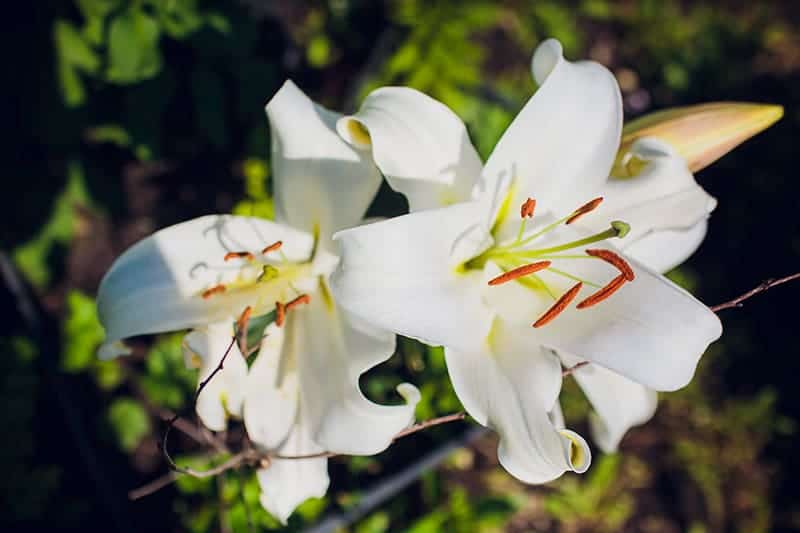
54 20 100 73
106 397 151 452
54 19 100 106
61 290 104 372
107 8 162 84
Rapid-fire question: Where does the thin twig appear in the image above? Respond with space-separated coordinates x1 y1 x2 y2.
272 412 468 460
162 337 237 472
132 411 468 498
392 412 466 440
128 472 178 500
709 272 800 312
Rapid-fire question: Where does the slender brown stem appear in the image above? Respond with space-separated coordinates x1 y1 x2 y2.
128 472 178 501
132 411 468 498
709 272 800 312
162 337 237 472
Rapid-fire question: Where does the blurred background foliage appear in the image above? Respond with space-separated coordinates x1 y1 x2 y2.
4 0 799 531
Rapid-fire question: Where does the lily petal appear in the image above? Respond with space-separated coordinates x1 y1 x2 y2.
266 80 382 246
97 215 314 357
623 220 708 273
257 407 329 525
483 38 622 236
561 353 658 452
332 203 494 352
579 138 716 247
183 321 248 431
543 257 722 391
445 326 590 484
243 323 298 450
337 87 483 210
289 284 420 455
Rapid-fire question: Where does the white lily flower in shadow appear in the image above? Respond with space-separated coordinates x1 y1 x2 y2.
96 80 420 524
331 39 722 483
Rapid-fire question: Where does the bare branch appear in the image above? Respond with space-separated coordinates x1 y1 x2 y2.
710 272 800 312
128 472 178 501
161 337 237 473
273 412 468 460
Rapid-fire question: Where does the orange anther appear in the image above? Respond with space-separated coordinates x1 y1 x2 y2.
275 301 286 327
532 282 583 328
576 274 627 309
520 198 537 219
201 284 226 299
488 261 551 286
236 306 253 335
262 241 283 255
286 294 311 311
585 249 635 281
565 197 603 225
224 251 255 261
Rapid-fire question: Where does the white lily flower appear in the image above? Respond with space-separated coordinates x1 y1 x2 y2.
96 80 419 523
331 39 722 483
338 38 721 454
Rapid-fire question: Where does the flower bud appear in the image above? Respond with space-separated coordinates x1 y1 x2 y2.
612 102 783 177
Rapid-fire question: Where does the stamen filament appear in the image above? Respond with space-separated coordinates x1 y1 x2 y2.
224 251 255 261
262 241 283 255
201 284 226 299
585 249 635 281
565 197 603 225
488 261 551 286
532 282 582 328
546 267 601 288
576 274 627 308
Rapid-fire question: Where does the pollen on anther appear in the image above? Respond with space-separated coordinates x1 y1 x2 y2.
585 249 635 281
532 282 583 328
576 274 627 309
262 241 283 255
201 284 226 299
236 306 253 335
286 294 311 311
520 198 537 219
488 261 551 286
275 301 286 327
566 197 603 225
224 251 255 262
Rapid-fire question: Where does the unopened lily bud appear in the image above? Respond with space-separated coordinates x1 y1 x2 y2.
612 102 783 177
